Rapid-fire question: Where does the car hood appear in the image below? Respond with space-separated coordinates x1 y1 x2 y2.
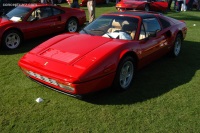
19 33 124 82
0 17 15 26
37 33 112 64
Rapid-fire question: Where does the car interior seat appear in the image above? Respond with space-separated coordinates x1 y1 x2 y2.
27 11 36 21
35 9 41 19
121 21 136 40
107 19 122 33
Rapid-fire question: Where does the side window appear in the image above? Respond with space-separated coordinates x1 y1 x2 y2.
158 17 171 29
139 18 161 40
40 7 52 18
27 7 52 21
52 7 63 15
27 8 41 21
139 23 146 40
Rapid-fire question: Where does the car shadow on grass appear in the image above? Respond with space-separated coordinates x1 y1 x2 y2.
83 40 200 105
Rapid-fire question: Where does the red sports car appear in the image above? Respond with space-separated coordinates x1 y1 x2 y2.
116 0 168 12
0 4 86 50
18 11 187 98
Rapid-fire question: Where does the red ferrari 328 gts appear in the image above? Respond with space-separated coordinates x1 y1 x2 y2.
18 11 187 98
116 0 168 12
0 4 86 50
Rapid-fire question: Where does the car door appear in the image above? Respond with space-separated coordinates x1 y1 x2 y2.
51 7 66 32
24 7 59 38
150 0 168 11
139 17 168 65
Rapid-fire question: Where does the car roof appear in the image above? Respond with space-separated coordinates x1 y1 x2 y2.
19 4 55 9
106 11 161 19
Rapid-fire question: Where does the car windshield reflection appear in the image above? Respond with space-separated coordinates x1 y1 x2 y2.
5 6 31 21
80 15 138 40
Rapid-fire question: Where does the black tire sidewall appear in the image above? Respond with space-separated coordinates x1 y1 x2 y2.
172 34 182 57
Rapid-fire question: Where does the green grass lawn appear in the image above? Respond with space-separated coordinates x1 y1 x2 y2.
0 3 200 132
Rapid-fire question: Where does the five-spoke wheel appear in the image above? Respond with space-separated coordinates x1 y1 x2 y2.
113 56 135 91
171 34 182 57
2 30 22 50
66 18 78 32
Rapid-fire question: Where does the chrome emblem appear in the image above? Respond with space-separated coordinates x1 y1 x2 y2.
44 62 48 66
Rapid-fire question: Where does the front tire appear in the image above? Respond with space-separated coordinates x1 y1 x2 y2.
113 56 135 91
171 34 182 57
2 30 22 50
66 18 78 32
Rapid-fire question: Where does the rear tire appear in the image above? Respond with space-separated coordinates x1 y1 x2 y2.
66 18 78 32
2 30 22 50
113 56 135 91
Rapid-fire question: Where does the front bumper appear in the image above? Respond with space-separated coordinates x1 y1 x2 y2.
20 66 115 97
29 76 82 99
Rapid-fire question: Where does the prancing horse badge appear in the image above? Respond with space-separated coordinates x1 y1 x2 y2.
44 62 48 66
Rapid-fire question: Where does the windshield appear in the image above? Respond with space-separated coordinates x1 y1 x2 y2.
5 6 31 20
80 15 138 40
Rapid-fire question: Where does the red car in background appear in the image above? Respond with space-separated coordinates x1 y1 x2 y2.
116 0 168 12
18 11 187 98
0 4 86 50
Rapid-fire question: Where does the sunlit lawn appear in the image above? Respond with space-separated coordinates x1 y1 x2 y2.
0 3 200 132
